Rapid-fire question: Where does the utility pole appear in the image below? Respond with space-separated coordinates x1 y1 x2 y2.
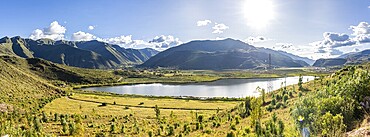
268 54 272 69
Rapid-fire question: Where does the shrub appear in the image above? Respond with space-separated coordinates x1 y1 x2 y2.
244 127 251 134
110 123 116 133
68 122 76 135
226 131 236 137
271 98 276 106
42 111 48 122
121 124 125 134
33 117 42 132
275 102 283 109
167 125 174 136
54 113 58 122
100 102 107 106
197 115 204 123
154 105 160 120
204 128 212 134
266 105 274 112
230 123 236 130
275 94 281 101
235 116 240 125
283 95 289 103
148 130 153 137
196 123 200 130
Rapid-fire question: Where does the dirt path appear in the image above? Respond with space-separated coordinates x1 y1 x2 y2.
67 96 223 111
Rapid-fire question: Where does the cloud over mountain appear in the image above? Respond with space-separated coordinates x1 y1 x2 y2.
311 22 370 56
246 36 268 44
72 31 97 41
149 35 183 49
29 21 66 40
71 30 182 50
29 21 182 50
212 23 229 34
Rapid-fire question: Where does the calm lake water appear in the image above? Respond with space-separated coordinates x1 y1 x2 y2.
82 76 315 98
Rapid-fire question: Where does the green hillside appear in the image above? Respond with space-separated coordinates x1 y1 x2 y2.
313 58 347 67
0 55 64 111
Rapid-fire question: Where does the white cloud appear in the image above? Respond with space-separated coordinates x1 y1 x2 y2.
88 25 95 30
72 31 97 41
212 23 229 34
310 22 370 57
197 20 212 26
102 35 134 45
215 37 227 40
149 35 183 49
246 36 268 44
350 22 370 35
311 32 355 49
275 43 293 49
29 21 66 40
70 31 181 50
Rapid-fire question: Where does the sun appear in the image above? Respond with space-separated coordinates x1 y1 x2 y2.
243 0 275 29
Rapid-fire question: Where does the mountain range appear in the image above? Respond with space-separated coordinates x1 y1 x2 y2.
140 38 310 70
0 36 324 70
0 36 159 69
313 49 370 67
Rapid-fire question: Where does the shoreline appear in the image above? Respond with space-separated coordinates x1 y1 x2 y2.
72 75 293 89
70 75 317 101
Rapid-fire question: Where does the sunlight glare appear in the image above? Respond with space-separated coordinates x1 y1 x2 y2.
243 0 275 29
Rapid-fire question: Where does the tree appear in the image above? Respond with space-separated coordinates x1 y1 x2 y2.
271 98 276 106
110 123 116 133
33 117 42 132
257 87 266 104
243 97 252 117
42 111 48 123
319 112 345 137
250 97 263 127
154 105 160 121
68 122 76 135
283 95 289 103
226 131 236 137
298 75 303 91
197 115 203 123
54 113 58 122
61 118 68 134
148 130 153 137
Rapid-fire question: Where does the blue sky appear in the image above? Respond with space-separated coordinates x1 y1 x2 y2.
0 0 369 59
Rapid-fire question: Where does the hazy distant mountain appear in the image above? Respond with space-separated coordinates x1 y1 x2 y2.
312 58 347 67
0 36 159 69
140 38 309 70
276 50 315 65
344 49 370 64
313 49 370 67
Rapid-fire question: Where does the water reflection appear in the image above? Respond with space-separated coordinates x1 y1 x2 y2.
82 76 314 98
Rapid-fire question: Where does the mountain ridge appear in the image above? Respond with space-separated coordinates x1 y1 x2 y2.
313 49 370 67
140 38 310 70
0 36 159 69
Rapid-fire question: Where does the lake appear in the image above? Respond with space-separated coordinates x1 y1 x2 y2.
81 76 315 98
